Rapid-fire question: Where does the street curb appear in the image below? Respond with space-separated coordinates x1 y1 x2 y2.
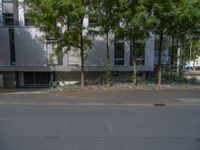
0 102 200 106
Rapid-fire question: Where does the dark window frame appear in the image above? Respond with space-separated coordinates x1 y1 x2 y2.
2 0 19 26
130 42 145 65
9 28 16 65
114 42 125 66
3 13 14 25
24 13 34 26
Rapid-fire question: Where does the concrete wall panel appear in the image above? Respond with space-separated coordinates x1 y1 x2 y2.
0 28 10 66
15 28 47 66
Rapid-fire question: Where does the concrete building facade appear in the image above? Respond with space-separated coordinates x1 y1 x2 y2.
0 0 155 88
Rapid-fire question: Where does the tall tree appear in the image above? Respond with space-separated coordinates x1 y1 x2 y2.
115 0 153 85
143 0 200 85
90 0 120 85
23 0 93 87
169 0 200 75
184 39 200 68
145 0 176 85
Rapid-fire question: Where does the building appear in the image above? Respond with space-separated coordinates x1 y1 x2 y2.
0 0 155 88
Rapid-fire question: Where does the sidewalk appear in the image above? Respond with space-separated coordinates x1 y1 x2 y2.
0 88 199 106
0 88 49 95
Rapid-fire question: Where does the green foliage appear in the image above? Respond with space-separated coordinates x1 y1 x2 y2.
189 77 197 85
90 0 121 35
23 0 200 87
90 1 120 86
48 53 56 65
24 0 92 51
162 74 189 84
183 39 200 63
23 0 95 86
148 73 198 85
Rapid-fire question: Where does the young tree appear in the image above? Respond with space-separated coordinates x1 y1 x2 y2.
115 0 153 85
23 0 93 87
142 0 200 85
184 39 200 68
170 0 200 75
145 1 176 85
90 0 120 85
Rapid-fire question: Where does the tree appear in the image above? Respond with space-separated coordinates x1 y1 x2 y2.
184 39 200 68
169 0 200 75
90 0 120 85
145 1 177 85
115 0 153 85
142 0 200 85
23 0 93 87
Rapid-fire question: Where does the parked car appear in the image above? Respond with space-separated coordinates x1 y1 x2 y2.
184 66 193 70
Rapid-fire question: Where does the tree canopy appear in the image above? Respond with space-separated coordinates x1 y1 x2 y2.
24 0 93 86
23 0 200 85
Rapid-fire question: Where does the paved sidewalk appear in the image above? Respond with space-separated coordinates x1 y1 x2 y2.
0 89 199 106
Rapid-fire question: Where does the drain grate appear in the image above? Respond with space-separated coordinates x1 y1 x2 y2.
196 138 200 142
154 103 166 106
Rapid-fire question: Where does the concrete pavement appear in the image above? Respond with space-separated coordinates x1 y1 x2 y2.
0 89 200 105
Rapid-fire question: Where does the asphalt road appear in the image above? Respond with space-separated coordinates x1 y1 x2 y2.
0 105 200 150
0 89 200 150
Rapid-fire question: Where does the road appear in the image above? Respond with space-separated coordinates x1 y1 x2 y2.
0 89 200 150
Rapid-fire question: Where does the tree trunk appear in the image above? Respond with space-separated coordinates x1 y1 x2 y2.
170 36 175 75
80 18 84 87
106 32 110 62
105 32 112 85
193 59 196 71
176 40 181 76
132 38 137 85
158 31 164 85
179 40 184 76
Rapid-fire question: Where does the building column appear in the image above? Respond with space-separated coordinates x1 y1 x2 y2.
125 40 130 66
18 0 25 26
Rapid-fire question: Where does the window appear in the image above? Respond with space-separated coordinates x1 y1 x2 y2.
47 41 63 65
68 49 80 66
2 1 13 13
9 28 16 65
24 14 34 26
89 14 98 27
130 42 145 65
155 39 170 65
2 0 19 26
3 13 14 25
24 6 35 26
114 43 124 65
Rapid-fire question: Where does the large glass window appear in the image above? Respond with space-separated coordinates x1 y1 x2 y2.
114 43 124 65
3 13 14 25
89 14 98 27
47 41 63 66
154 39 170 65
2 1 14 25
24 14 34 26
9 28 16 65
130 42 145 65
2 0 19 26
